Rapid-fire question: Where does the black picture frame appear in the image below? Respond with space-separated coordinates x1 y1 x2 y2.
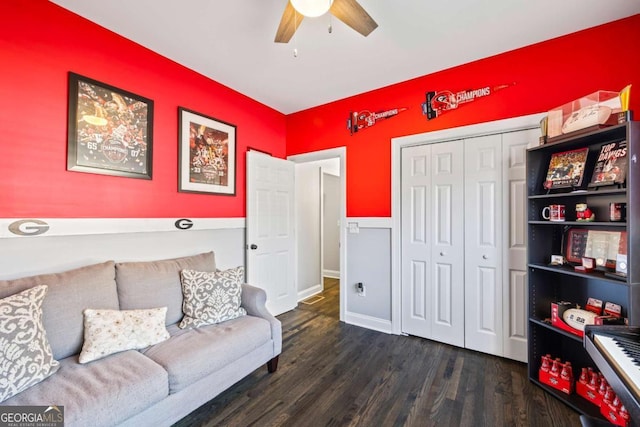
67 72 153 179
589 140 628 188
178 107 237 195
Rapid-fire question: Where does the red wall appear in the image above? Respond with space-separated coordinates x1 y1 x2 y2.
0 0 286 218
286 15 640 217
2 3 638 219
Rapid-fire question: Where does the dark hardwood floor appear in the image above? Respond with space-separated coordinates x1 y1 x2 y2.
174 279 580 427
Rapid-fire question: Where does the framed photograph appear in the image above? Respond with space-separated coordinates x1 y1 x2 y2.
542 147 589 190
67 72 153 179
179 108 236 195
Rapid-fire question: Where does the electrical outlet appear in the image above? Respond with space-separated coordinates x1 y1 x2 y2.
355 282 365 297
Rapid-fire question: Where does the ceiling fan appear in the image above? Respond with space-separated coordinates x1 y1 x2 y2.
275 0 378 43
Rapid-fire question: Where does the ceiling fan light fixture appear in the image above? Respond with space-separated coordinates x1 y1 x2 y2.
290 0 333 17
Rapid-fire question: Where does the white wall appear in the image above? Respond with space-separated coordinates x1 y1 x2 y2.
344 220 392 333
294 158 340 300
0 227 245 280
295 162 322 296
321 159 340 176
288 148 346 320
322 172 340 277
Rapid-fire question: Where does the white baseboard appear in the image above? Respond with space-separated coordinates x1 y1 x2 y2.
344 311 393 334
297 284 323 301
323 269 340 279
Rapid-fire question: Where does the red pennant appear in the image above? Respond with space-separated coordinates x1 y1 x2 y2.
347 107 408 135
422 83 515 120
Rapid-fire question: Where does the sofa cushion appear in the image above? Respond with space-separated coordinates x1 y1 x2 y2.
2 350 169 427
0 285 59 403
79 307 170 363
179 267 247 329
115 252 216 326
142 315 271 393
0 261 119 360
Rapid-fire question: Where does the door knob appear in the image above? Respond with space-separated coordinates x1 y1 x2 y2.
250 244 258 250
482 255 488 260
439 251 445 256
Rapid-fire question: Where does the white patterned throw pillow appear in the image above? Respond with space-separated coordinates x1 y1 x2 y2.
0 285 59 403
79 307 170 364
179 267 247 329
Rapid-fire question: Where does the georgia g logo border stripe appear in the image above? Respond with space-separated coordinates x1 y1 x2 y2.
8 219 50 236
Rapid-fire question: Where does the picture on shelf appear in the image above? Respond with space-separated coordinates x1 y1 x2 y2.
589 140 627 187
543 147 589 190
564 228 627 269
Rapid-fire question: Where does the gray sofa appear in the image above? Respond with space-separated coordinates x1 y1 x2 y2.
0 252 282 426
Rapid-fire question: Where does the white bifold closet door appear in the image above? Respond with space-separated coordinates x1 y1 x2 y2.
463 134 503 355
501 129 532 362
401 140 465 348
400 129 533 361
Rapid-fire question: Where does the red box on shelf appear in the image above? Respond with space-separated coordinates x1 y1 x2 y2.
550 302 618 337
576 381 602 406
586 298 603 315
539 356 574 395
539 369 573 394
551 302 584 338
600 401 629 427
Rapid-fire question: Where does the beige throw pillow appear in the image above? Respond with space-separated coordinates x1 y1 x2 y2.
0 285 59 403
79 307 170 364
179 267 247 329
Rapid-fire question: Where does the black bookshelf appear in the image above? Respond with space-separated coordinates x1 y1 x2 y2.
526 121 640 419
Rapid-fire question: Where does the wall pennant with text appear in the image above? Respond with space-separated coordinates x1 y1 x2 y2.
347 107 408 135
421 83 515 120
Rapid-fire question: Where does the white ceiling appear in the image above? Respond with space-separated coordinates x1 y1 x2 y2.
51 0 640 114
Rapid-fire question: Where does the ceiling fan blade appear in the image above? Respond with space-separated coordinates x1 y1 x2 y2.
275 1 304 43
330 0 378 37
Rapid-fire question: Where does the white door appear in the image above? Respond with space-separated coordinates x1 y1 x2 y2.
501 129 535 362
401 144 432 338
464 134 503 355
400 128 532 358
429 140 465 347
246 151 296 316
401 141 465 347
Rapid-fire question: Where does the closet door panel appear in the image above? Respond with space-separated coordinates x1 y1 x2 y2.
400 127 532 359
501 129 536 362
430 141 464 347
401 145 432 339
464 134 503 355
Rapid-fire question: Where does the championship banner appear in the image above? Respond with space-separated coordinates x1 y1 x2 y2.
421 83 515 120
347 107 408 135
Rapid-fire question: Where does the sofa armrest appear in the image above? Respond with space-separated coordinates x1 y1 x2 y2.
241 284 282 355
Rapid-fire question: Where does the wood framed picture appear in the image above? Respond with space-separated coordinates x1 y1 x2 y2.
67 72 153 179
542 147 589 190
178 108 236 195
